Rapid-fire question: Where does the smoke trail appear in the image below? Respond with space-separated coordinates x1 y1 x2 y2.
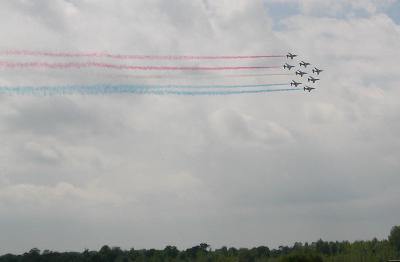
0 83 289 90
1 50 285 60
0 61 281 71
0 85 300 96
140 83 290 89
214 73 292 77
49 83 289 89
105 73 293 79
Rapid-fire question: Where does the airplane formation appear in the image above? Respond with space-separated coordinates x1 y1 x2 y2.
284 53 323 93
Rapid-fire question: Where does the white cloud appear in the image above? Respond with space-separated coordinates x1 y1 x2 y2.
209 108 293 146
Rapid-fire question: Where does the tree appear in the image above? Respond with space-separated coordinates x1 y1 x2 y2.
99 245 121 261
164 245 179 258
315 239 330 255
199 243 210 252
280 254 323 262
28 248 40 255
389 225 400 253
255 246 270 258
238 248 255 262
22 248 41 262
99 245 111 255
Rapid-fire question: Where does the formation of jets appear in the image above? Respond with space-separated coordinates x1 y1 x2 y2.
284 53 323 93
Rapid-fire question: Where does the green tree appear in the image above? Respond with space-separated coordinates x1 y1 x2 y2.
99 245 121 261
164 245 179 258
199 243 210 252
238 248 255 262
389 225 400 253
22 248 41 262
280 254 323 262
254 246 270 258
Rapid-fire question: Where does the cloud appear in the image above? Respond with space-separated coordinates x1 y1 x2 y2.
209 108 293 146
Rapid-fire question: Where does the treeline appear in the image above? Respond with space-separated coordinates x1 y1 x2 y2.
1 226 399 262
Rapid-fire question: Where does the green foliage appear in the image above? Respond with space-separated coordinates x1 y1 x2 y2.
280 253 323 262
1 226 400 262
389 225 400 253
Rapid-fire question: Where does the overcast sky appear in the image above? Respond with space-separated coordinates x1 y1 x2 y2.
0 0 400 254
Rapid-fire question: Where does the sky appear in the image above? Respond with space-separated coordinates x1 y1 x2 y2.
0 0 400 254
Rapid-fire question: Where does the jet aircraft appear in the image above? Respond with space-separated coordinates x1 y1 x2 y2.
299 61 311 68
290 80 302 87
308 76 320 83
287 53 297 59
304 86 315 92
295 70 307 77
312 67 323 75
283 63 295 70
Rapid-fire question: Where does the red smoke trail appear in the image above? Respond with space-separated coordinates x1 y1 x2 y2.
104 73 292 79
1 50 285 60
216 73 292 77
0 61 280 71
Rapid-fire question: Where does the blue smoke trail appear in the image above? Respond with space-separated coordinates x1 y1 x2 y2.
1 83 289 90
143 83 290 89
0 84 300 96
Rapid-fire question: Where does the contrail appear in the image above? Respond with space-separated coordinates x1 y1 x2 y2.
0 50 285 60
0 85 300 96
0 61 281 71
